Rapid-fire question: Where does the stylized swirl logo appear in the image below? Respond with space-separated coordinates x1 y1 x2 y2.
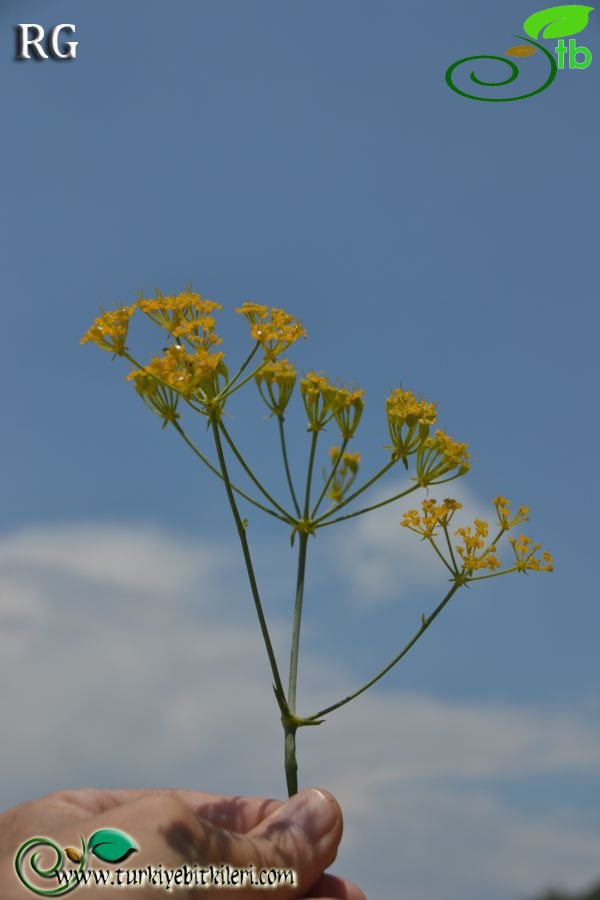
445 36 557 101
15 836 87 896
445 4 594 101
15 828 137 896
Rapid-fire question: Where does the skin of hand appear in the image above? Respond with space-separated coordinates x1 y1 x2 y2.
0 786 366 899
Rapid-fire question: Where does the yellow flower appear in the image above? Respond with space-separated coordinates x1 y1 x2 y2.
81 305 137 356
300 372 341 431
244 307 306 359
402 496 553 580
401 498 463 538
129 371 180 428
325 448 361 502
255 359 297 416
331 388 364 439
493 496 529 531
415 429 470 486
130 344 228 411
171 315 222 350
509 535 554 572
386 388 437 465
235 301 269 324
139 289 221 335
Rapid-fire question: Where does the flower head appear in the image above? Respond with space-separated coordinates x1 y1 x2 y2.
238 305 305 359
130 344 228 412
81 305 137 356
386 388 437 465
235 302 270 325
509 535 554 573
402 496 553 581
401 498 463 538
493 496 530 531
454 519 500 574
139 289 222 339
415 429 470 486
300 373 340 431
330 388 364 439
326 448 361 502
255 358 297 416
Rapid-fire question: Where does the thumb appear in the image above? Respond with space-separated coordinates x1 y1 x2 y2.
194 787 343 897
245 788 343 895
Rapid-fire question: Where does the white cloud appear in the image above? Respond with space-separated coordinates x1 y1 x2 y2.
0 521 228 593
0 521 599 900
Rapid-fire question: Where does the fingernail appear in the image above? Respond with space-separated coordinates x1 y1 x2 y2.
283 788 339 843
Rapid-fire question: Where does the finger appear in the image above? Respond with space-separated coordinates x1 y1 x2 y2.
50 787 343 898
304 872 367 899
49 788 283 833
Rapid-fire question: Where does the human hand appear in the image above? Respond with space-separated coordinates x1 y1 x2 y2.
0 786 365 899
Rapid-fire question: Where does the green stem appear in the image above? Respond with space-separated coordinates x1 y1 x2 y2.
217 343 260 398
284 432 318 794
310 437 349 519
284 724 299 797
313 458 398 526
172 422 291 524
468 567 517 581
316 481 421 529
218 421 296 524
210 417 288 713
427 535 457 577
278 417 301 517
305 582 462 722
220 361 267 402
304 432 319 519
285 532 308 797
442 522 460 573
288 534 308 714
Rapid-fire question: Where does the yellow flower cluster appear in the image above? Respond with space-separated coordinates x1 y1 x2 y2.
299 374 364 436
415 429 470 486
236 302 306 359
455 520 501 573
493 496 529 530
80 305 137 356
255 359 297 416
82 290 309 422
300 373 338 432
332 388 364 439
402 496 553 579
139 290 222 348
402 498 463 538
326 447 361 502
128 344 227 407
386 388 437 465
509 535 554 572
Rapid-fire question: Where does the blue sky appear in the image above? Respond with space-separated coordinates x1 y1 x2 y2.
1 2 599 898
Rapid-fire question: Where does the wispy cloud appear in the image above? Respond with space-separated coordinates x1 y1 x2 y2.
0 521 598 900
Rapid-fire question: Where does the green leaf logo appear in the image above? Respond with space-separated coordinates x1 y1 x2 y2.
88 828 138 864
523 5 594 39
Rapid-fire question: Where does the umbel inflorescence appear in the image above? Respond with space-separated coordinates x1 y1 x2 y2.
82 288 553 795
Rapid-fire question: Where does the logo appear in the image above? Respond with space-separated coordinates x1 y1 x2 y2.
446 4 593 101
16 24 78 60
15 828 137 895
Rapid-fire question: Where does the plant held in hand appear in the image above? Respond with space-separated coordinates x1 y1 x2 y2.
82 288 553 796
